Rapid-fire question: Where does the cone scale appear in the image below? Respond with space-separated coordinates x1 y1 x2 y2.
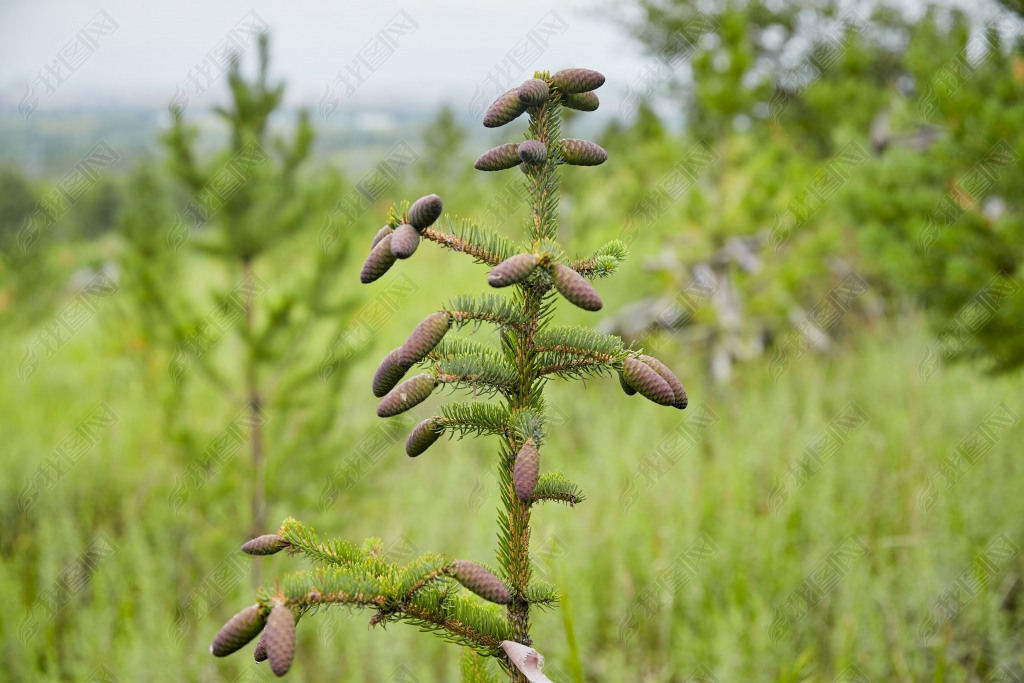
406 417 443 457
373 348 410 398
390 224 420 259
369 225 391 251
563 91 599 112
619 372 637 396
560 138 608 166
513 441 540 502
265 602 296 676
517 78 550 106
621 358 676 407
360 233 396 284
639 354 688 409
475 143 522 171
488 253 540 287
551 68 605 93
211 604 266 657
398 312 451 367
483 89 527 128
518 140 547 165
253 630 268 662
551 263 603 311
451 560 511 604
408 194 442 229
377 374 437 417
242 534 289 556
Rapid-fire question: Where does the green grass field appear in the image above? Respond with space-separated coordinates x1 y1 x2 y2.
3 266 1023 681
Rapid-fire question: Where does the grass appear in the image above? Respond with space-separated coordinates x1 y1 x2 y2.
2 251 1023 681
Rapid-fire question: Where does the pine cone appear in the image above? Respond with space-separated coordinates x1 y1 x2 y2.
551 68 606 93
377 374 437 417
408 194 443 229
452 560 511 604
241 534 289 556
360 233 397 284
488 253 540 288
559 139 607 166
390 223 420 259
398 312 451 367
621 358 675 406
475 143 522 171
483 88 527 127
551 263 603 311
369 225 391 251
639 355 688 409
517 78 550 105
513 440 540 502
265 602 296 676
253 630 268 662
373 348 410 398
517 139 547 165
563 91 599 112
618 372 637 396
211 604 266 657
406 417 443 457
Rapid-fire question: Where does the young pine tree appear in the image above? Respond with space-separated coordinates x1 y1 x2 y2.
118 36 367 604
210 68 689 681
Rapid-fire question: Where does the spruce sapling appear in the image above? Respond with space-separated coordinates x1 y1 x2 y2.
211 67 689 681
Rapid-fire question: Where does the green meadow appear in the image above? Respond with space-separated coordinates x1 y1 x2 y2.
4 252 1022 680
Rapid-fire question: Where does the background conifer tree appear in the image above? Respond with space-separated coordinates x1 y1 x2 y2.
119 34 364 568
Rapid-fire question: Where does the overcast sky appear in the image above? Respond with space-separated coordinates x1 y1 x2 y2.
0 0 654 119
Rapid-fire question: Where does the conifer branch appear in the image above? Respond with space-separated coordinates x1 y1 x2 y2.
398 589 512 651
523 580 560 609
536 325 624 357
430 337 507 364
428 338 518 394
571 239 628 279
461 649 502 683
505 407 546 445
277 567 387 609
268 571 509 653
253 541 516 653
438 402 510 439
445 295 528 330
397 554 456 598
422 216 517 267
536 352 616 380
534 344 618 362
276 518 367 569
535 325 626 377
570 256 618 278
435 355 519 396
530 472 585 507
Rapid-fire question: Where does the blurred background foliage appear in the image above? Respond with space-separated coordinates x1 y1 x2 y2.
2 0 1024 680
